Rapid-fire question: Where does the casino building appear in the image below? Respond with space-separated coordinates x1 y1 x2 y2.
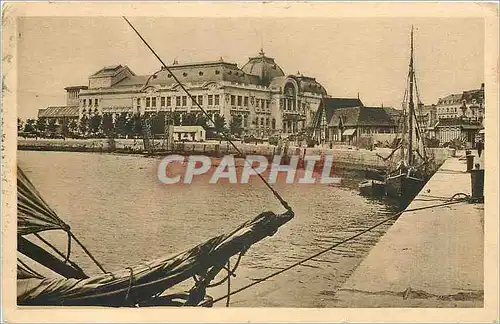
61 49 328 137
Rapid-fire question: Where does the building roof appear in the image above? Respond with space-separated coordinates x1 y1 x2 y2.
461 87 484 104
327 106 401 128
241 49 285 86
38 106 79 118
90 65 136 78
319 97 364 123
438 93 462 105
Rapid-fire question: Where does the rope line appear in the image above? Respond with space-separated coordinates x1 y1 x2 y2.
18 258 44 279
122 16 291 212
33 232 85 274
211 198 468 304
226 260 231 307
69 232 107 274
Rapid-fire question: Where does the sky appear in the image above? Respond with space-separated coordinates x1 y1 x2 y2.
17 17 484 120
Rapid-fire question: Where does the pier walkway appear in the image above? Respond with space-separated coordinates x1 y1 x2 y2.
329 154 484 307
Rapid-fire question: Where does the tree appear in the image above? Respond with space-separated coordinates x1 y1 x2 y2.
68 119 78 136
89 114 102 136
18 118 24 132
132 113 143 137
124 113 134 138
23 119 36 133
36 118 47 135
115 113 129 137
213 114 226 135
181 112 197 126
101 113 114 136
172 112 181 126
195 113 209 129
151 112 166 135
79 115 88 136
47 119 57 134
229 115 243 136
61 118 69 136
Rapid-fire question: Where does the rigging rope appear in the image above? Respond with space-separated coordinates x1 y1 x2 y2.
122 16 291 212
211 198 469 304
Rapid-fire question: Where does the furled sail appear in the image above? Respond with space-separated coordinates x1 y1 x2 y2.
17 167 71 235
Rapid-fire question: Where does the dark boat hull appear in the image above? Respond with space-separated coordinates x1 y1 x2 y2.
385 173 425 201
359 180 386 197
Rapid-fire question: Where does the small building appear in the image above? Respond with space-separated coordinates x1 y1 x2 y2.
326 106 401 145
173 125 206 142
37 106 80 134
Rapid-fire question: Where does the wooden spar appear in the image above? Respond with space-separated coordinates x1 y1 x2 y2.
408 25 415 166
18 210 294 306
18 236 88 279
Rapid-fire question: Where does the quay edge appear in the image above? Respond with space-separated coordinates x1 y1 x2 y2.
327 153 485 308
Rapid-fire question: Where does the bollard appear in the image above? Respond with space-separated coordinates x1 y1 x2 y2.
466 153 475 172
470 167 484 202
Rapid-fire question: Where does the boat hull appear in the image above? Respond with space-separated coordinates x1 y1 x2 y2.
385 173 425 201
359 180 386 197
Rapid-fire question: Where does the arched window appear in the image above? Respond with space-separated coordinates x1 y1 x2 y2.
283 82 297 111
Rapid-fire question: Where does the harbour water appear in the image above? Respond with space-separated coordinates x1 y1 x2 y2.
18 151 400 307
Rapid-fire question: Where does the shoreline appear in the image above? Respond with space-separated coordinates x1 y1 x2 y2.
17 138 456 173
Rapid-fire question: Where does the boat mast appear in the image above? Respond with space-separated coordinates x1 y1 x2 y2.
407 25 415 166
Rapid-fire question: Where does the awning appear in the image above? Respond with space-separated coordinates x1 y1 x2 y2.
342 128 356 136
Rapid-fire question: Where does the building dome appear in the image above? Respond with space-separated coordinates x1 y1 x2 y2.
241 49 285 86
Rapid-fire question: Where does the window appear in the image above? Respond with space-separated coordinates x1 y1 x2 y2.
83 99 86 106
266 118 269 126
199 71 203 76
182 96 187 106
266 100 270 109
215 95 220 105
94 99 99 106
167 97 171 107
198 95 203 106
152 97 157 108
215 70 220 75
136 98 141 108
231 95 235 105
161 97 166 107
208 95 213 106
176 96 181 106
261 117 265 126
244 96 248 107
237 96 242 106
146 97 151 108
272 118 276 129
183 72 188 77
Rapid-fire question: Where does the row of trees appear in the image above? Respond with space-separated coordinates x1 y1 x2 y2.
18 111 245 138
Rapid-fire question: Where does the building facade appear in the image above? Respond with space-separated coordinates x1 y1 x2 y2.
436 84 485 123
74 50 327 138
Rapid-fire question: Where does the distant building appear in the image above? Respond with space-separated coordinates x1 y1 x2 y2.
326 106 401 145
436 84 484 123
431 118 483 147
37 86 88 134
73 50 328 138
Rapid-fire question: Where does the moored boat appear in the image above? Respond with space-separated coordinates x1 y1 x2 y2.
382 26 434 203
359 179 386 197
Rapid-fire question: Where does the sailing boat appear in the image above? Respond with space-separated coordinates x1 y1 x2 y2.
384 26 433 202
